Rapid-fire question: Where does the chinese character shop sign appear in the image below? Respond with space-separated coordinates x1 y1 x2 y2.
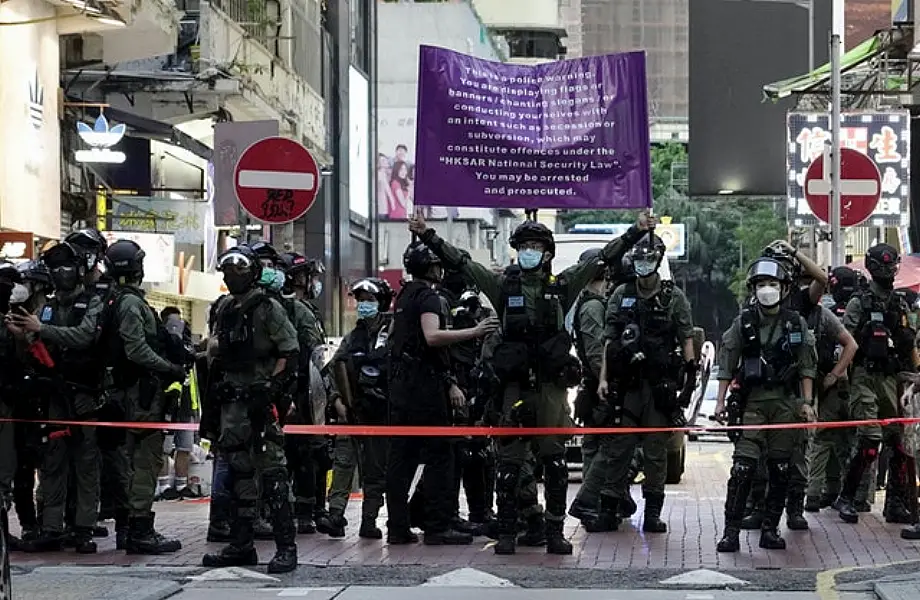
786 112 910 227
233 137 320 224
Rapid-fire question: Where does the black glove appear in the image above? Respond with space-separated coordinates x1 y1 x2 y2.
165 363 186 383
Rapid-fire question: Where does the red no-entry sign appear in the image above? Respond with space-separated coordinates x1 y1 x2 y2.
804 147 881 228
233 137 320 224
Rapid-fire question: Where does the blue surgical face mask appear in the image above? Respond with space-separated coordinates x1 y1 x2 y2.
518 249 543 270
357 300 379 320
259 267 286 292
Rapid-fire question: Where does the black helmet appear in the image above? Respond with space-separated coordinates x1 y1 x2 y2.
762 244 801 280
40 241 82 270
350 277 395 312
865 243 899 282
65 228 107 270
509 221 555 256
104 239 146 281
829 266 858 304
248 241 280 266
403 241 441 279
217 245 262 275
305 258 325 276
627 233 665 277
579 247 606 281
746 257 792 288
16 260 52 288
0 261 21 283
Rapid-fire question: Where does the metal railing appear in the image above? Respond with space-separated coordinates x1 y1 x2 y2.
210 0 277 52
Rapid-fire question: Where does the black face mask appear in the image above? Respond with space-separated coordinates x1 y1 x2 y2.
51 266 79 292
874 276 895 290
0 281 12 314
224 272 253 295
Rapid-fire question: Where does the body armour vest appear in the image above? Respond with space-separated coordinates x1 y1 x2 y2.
216 294 272 372
499 264 566 343
345 314 392 421
39 292 102 387
854 290 910 372
739 307 804 388
807 306 838 375
614 280 679 370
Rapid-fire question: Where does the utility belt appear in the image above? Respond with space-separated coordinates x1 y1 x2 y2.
214 380 285 450
493 330 580 388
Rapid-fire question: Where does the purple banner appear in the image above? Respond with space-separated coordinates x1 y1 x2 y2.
414 46 652 210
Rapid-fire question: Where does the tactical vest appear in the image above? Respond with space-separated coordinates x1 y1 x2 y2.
98 287 164 387
572 289 605 380
345 314 392 422
499 265 566 342
806 306 837 375
614 280 680 370
39 291 104 387
738 307 804 389
854 289 909 373
216 293 273 372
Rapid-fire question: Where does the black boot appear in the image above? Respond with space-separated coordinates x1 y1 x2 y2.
316 512 347 538
584 494 620 533
72 526 98 554
297 518 316 534
740 500 765 530
642 493 667 533
493 463 520 556
207 521 233 543
883 451 913 524
568 498 597 523
359 517 383 539
266 474 298 574
838 442 879 524
268 545 298 574
740 475 766 530
202 519 258 567
545 519 572 555
759 460 790 550
517 513 547 546
902 524 920 540
20 530 65 553
114 509 130 550
125 514 181 555
717 459 756 553
785 490 809 530
804 496 821 512
617 492 638 519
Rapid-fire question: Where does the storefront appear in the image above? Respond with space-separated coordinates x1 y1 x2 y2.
0 0 61 240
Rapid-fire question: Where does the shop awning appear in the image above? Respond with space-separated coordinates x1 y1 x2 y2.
67 96 213 162
762 37 882 101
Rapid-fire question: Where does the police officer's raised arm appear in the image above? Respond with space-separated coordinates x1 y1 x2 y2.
35 295 105 349
409 215 502 307
117 297 174 373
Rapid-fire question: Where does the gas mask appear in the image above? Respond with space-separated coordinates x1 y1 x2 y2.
223 270 253 295
634 259 659 278
51 265 80 292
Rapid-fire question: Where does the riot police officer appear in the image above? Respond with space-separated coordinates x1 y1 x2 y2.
715 257 817 552
836 244 917 525
576 234 696 534
102 240 184 554
278 251 329 533
65 229 109 289
6 243 104 553
321 277 394 539
409 212 648 555
203 245 300 573
804 267 859 513
386 242 498 545
570 248 608 481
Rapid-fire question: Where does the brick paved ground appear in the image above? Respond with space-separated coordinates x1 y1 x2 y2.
8 441 920 571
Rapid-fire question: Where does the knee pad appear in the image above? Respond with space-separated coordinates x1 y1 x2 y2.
766 459 791 477
542 455 567 473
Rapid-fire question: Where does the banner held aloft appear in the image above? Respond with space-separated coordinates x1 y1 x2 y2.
414 45 652 210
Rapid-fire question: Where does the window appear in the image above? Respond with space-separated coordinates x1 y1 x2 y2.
498 30 562 60
350 0 369 72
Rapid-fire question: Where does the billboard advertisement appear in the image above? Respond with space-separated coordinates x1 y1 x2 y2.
349 67 371 220
377 107 492 222
786 111 910 227
689 0 832 197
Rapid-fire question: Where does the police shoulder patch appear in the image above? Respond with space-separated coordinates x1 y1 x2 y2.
788 331 803 344
508 296 525 308
621 297 636 308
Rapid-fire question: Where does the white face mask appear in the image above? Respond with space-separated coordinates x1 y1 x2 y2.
756 285 782 308
10 283 30 305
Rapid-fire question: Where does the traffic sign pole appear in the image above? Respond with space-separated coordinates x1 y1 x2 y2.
830 32 843 267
